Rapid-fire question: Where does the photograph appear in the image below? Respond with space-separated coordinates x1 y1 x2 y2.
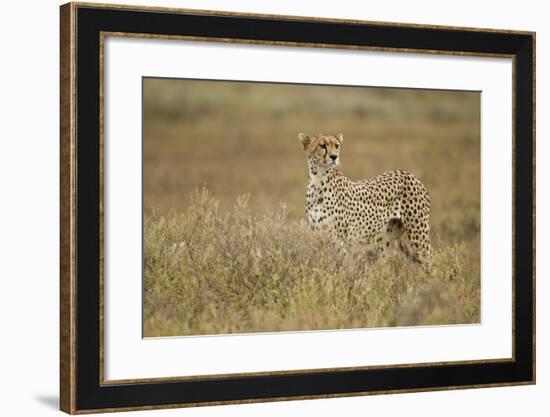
142 78 481 337
55 2 536 413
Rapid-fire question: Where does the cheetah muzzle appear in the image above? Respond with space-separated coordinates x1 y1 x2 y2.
298 132 432 264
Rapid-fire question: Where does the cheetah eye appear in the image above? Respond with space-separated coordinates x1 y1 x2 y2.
320 144 327 149
335 144 340 149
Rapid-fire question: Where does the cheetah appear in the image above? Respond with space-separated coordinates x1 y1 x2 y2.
298 132 432 263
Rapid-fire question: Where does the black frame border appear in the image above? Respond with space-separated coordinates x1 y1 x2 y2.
63 2 535 413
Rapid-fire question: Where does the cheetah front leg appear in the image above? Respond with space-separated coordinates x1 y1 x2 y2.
319 222 349 258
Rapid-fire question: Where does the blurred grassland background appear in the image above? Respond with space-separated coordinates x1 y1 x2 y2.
143 78 480 337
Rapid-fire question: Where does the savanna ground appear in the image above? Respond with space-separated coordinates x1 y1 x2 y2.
143 78 480 337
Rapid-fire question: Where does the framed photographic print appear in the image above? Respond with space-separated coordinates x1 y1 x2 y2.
59 2 536 414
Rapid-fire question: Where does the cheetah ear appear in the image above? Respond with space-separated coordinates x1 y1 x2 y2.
336 133 344 144
298 133 311 150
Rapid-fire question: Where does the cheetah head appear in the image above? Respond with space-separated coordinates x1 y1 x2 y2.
298 133 343 171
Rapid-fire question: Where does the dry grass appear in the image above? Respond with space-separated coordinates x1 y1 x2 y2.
144 190 480 336
143 79 481 336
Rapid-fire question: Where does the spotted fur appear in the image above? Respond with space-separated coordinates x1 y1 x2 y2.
298 132 432 263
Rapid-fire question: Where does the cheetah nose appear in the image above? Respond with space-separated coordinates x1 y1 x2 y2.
330 155 337 161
